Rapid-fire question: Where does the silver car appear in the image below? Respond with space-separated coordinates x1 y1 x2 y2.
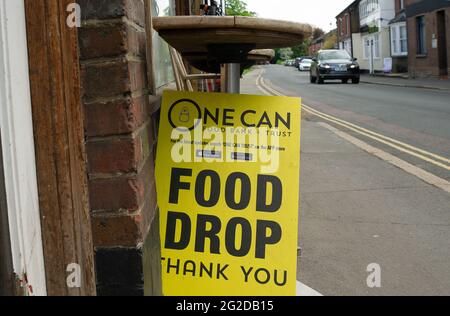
299 59 313 71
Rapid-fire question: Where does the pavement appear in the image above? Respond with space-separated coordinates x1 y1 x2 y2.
360 73 450 91
241 65 450 296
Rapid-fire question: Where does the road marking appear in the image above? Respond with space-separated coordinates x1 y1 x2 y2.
303 106 450 171
318 122 450 194
297 281 323 296
256 70 450 172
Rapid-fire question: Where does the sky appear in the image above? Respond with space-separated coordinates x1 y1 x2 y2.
244 0 355 32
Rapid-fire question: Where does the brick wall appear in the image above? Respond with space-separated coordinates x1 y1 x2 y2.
77 0 161 295
407 7 450 78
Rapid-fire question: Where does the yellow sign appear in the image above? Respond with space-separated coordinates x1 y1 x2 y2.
155 90 301 296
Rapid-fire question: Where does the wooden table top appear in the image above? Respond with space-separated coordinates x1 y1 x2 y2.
153 16 312 53
152 16 312 72
248 49 275 61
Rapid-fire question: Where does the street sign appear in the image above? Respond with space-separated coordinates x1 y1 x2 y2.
155 90 301 296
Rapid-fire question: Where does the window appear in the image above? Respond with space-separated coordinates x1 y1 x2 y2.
400 25 407 53
360 0 380 19
391 23 408 56
373 33 380 58
400 0 404 10
363 34 380 59
416 15 427 55
152 0 176 89
364 37 370 59
319 50 352 61
392 26 398 53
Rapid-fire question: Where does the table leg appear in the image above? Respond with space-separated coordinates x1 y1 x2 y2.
220 63 241 94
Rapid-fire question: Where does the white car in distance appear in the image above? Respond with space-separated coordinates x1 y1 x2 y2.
299 59 313 71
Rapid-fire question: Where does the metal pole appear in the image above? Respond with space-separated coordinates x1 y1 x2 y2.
370 39 374 75
220 63 241 93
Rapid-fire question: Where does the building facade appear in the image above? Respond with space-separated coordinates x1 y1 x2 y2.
405 0 450 78
309 36 324 56
336 0 360 57
352 0 395 73
389 0 408 73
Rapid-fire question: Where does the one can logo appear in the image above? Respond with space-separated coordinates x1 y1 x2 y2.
168 99 202 131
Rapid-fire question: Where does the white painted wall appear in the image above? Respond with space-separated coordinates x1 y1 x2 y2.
355 28 391 72
0 0 46 296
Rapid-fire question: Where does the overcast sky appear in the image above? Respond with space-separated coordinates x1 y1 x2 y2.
244 0 355 32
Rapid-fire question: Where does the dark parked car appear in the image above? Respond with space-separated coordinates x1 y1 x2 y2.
310 50 360 84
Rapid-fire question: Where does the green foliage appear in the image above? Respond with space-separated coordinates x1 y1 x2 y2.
291 40 311 58
225 0 257 17
368 26 379 34
323 33 337 49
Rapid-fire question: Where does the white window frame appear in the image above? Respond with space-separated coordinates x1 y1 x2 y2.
391 23 408 56
0 0 46 296
346 13 350 36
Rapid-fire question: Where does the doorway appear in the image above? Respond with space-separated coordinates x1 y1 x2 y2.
0 130 14 296
437 10 448 77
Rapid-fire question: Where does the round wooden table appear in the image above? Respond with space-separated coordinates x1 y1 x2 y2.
152 16 312 93
248 49 276 63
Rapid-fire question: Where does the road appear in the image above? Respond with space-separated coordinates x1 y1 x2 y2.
263 65 450 180
242 65 450 296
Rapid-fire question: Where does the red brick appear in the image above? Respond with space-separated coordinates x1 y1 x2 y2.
79 23 127 60
81 60 147 100
78 0 145 26
81 59 130 99
84 95 151 137
89 177 140 212
87 137 140 175
91 179 156 247
128 61 148 92
79 23 146 60
92 213 143 247
88 157 155 212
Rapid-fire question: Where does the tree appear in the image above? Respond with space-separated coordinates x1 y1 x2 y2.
323 33 337 49
323 30 338 49
291 40 311 58
278 47 294 60
225 0 257 17
312 28 325 40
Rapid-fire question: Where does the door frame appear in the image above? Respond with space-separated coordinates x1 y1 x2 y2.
23 0 96 296
0 0 48 296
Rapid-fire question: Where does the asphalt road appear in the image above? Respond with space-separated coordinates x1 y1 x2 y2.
244 65 450 296
262 65 450 180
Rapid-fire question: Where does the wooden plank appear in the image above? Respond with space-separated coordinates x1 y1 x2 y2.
153 16 235 30
152 16 313 35
175 0 191 15
24 0 96 296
